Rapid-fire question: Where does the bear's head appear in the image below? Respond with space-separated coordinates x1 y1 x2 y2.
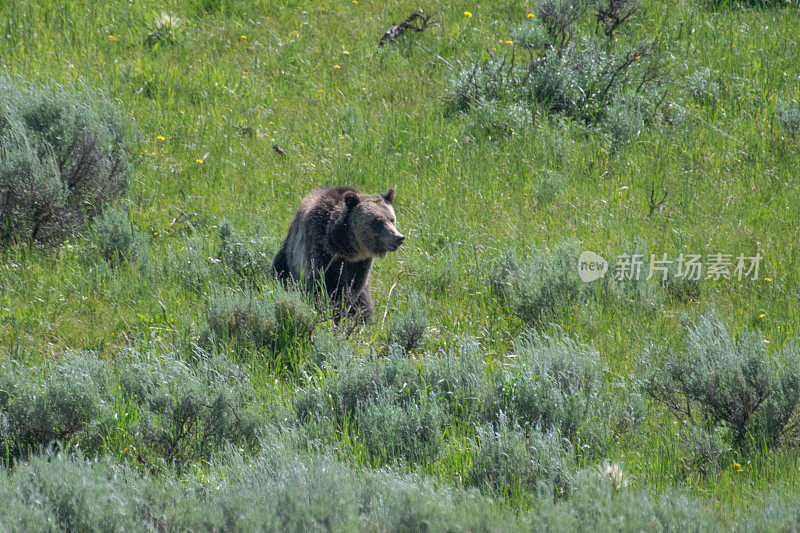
344 189 404 259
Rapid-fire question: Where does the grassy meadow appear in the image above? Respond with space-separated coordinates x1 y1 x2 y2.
1 0 800 529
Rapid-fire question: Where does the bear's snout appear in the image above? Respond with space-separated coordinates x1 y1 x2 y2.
383 233 405 252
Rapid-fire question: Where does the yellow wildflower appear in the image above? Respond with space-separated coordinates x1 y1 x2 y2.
343 50 350 55
109 35 117 41
464 11 473 17
241 35 247 39
505 40 514 44
764 277 772 282
527 13 535 18
195 158 204 164
334 64 341 69
156 135 166 141
758 313 766 318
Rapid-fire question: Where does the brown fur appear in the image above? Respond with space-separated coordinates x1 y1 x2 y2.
271 187 404 321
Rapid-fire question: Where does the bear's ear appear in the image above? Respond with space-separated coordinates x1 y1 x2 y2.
344 191 360 209
383 189 395 204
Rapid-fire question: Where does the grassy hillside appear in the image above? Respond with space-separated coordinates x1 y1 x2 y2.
1 0 800 529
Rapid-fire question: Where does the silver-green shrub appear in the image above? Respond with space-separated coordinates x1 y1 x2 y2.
530 469 720 531
205 286 316 357
296 348 441 464
359 395 443 463
423 336 486 418
471 417 575 498
89 206 147 264
512 19 552 50
162 246 215 293
490 242 581 325
0 353 114 461
602 93 647 148
0 434 522 531
536 0 588 47
777 98 800 139
0 440 743 531
686 67 720 105
0 77 133 245
0 349 268 472
491 240 664 324
445 0 664 139
308 330 356 370
118 350 264 472
643 311 800 453
485 332 613 457
389 293 428 352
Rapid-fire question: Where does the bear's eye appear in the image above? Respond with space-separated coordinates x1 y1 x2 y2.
371 219 384 230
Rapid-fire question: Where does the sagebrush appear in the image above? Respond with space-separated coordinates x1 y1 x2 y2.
0 77 133 244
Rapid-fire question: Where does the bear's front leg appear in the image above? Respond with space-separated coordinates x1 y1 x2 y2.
346 285 375 323
271 247 292 283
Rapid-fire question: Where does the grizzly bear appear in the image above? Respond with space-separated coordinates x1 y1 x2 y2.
271 187 404 321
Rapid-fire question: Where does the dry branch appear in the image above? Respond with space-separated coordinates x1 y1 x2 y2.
379 11 433 47
595 0 639 39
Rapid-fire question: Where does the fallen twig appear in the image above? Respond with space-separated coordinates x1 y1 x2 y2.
379 11 434 47
648 180 668 217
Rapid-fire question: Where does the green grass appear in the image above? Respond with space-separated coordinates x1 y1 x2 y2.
1 0 800 528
